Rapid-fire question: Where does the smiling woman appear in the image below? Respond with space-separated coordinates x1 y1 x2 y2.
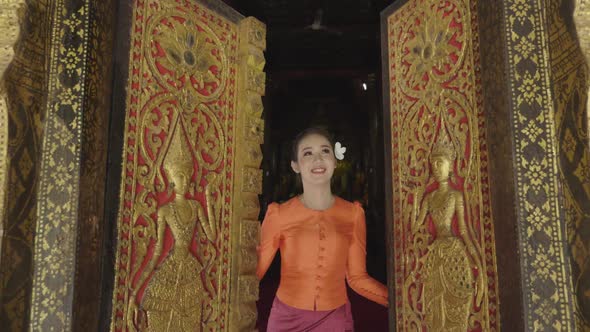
256 127 388 332
290 127 337 193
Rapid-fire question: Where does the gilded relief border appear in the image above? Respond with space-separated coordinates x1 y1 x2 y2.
29 0 90 330
502 0 576 330
229 16 266 332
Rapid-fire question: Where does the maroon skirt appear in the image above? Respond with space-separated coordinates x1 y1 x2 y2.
267 297 354 332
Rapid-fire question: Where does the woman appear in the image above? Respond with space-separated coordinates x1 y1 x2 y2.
257 127 388 331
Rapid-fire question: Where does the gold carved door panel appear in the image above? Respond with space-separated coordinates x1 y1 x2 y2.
381 0 500 331
109 1 265 331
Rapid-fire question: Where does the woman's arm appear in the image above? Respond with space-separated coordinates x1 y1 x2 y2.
256 203 281 280
346 202 388 306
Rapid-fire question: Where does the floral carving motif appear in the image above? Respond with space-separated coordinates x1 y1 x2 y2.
148 12 228 100
399 1 466 96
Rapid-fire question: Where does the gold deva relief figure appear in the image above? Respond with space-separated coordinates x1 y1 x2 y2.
412 134 484 332
131 123 219 331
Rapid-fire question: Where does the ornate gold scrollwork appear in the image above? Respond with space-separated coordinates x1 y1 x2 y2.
386 0 499 330
146 9 229 102
111 1 264 331
124 67 225 332
129 118 221 332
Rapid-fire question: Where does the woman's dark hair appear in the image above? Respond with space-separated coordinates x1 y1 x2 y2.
290 126 335 162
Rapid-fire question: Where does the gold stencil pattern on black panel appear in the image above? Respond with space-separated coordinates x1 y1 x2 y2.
29 0 91 330
503 0 577 330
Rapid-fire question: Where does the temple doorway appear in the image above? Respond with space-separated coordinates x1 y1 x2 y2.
229 1 393 330
256 77 389 331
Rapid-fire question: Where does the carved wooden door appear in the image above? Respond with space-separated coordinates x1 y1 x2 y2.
381 1 500 331
107 1 265 331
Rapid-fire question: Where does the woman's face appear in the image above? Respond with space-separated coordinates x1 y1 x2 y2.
431 155 451 182
291 134 336 187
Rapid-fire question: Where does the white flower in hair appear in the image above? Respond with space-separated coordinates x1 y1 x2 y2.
334 142 346 160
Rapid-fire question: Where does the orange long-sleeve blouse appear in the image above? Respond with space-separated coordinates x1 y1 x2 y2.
256 196 388 311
